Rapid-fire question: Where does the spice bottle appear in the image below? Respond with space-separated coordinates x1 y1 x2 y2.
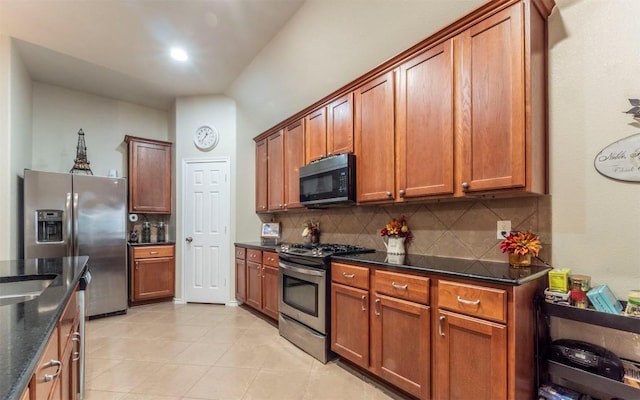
142 221 151 243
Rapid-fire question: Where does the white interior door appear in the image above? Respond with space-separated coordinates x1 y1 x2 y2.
183 159 230 304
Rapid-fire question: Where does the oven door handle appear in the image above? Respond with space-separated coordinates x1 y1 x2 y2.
279 263 324 277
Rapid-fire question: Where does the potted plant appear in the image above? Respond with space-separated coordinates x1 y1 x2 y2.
380 216 412 255
500 231 541 267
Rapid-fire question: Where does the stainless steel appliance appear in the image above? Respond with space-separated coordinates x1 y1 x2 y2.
278 243 374 363
77 269 91 400
24 170 127 318
299 153 356 207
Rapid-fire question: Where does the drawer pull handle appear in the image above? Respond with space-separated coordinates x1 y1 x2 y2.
457 295 480 306
439 316 446 336
361 295 367 311
43 360 62 382
149 251 159 255
391 282 408 290
374 298 381 316
342 272 355 279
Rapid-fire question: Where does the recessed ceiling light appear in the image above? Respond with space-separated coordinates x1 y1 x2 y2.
170 47 188 62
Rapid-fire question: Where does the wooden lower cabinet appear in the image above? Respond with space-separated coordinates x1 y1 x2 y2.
331 263 430 399
261 264 279 320
331 262 542 400
60 320 80 400
130 244 175 304
239 247 279 320
435 309 507 400
331 282 370 369
32 327 61 400
372 294 430 399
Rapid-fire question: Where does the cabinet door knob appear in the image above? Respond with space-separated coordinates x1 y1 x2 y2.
284 203 287 208
186 237 193 243
461 182 470 191
386 191 392 197
374 298 381 316
439 315 446 336
361 295 367 311
399 189 405 197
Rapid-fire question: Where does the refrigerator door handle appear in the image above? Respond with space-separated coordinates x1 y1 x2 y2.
73 192 79 256
66 192 73 256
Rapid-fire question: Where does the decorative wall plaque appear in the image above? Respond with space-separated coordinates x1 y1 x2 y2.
593 100 640 182
594 133 640 182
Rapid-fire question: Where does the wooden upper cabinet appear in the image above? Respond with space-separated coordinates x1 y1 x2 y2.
284 118 305 209
125 136 172 214
255 138 268 212
455 3 534 195
355 71 396 203
305 107 327 163
397 40 454 200
327 92 354 156
267 130 284 211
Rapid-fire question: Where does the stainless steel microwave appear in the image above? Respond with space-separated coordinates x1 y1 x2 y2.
299 154 356 207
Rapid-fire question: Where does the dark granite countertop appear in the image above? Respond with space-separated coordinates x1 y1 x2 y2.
234 242 280 252
0 256 89 400
332 251 551 286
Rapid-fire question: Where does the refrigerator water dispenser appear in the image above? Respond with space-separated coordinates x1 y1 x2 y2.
36 210 63 242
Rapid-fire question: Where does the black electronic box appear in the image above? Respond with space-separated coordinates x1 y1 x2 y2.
549 339 625 381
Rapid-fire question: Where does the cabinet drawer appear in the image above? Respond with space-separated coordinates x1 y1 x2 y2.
247 249 262 263
332 262 369 290
59 289 79 354
235 246 246 259
438 280 506 323
262 251 279 267
133 245 174 259
374 270 429 305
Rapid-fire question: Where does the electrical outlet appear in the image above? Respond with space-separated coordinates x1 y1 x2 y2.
497 220 511 239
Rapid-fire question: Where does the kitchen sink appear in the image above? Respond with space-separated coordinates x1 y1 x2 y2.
0 274 56 306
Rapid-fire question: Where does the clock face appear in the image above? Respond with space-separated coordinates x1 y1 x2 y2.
194 125 219 150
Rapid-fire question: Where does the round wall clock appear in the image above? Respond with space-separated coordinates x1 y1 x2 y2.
193 125 219 150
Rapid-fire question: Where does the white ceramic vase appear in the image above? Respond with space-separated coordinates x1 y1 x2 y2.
384 236 406 255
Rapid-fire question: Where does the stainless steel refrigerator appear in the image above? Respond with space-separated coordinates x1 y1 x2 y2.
24 170 127 317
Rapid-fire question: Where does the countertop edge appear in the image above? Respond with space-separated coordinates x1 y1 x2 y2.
6 257 89 400
331 254 551 286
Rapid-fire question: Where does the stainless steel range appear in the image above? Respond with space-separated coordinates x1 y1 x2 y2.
278 243 374 363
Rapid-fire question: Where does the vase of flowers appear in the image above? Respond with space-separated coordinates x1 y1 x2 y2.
500 231 541 267
302 219 320 244
380 216 412 255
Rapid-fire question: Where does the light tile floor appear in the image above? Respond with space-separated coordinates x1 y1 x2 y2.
85 303 404 400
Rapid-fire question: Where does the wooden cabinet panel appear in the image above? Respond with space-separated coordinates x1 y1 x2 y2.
438 280 506 323
247 249 261 263
262 251 279 267
456 4 526 194
355 71 396 203
245 261 262 310
373 269 429 305
261 264 279 320
284 119 305 209
331 282 369 369
327 93 354 156
130 244 175 303
435 309 507 400
331 262 369 290
267 130 285 211
125 136 172 214
397 40 454 199
255 139 268 212
371 294 430 399
235 258 246 303
305 107 327 163
33 328 60 400
235 246 246 259
132 245 174 259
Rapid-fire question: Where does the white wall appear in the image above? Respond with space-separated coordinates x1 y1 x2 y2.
173 95 236 301
9 36 32 259
32 83 168 177
548 0 640 299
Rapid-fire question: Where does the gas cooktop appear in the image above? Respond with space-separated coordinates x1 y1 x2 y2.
279 243 375 258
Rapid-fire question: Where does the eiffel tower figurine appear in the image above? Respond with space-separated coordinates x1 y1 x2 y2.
69 129 93 175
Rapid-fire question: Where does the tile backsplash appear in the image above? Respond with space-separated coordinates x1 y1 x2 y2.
264 195 552 263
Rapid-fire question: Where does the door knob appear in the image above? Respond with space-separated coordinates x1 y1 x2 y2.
186 237 193 243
